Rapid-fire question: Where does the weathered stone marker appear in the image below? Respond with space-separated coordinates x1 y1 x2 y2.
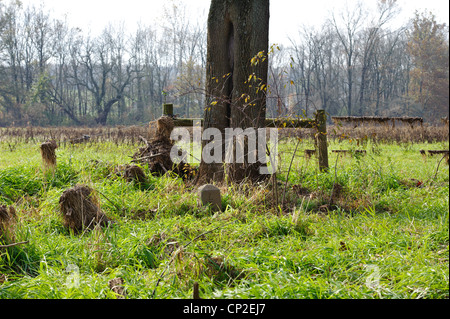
198 184 222 212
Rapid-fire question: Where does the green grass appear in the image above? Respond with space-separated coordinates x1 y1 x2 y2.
0 137 448 299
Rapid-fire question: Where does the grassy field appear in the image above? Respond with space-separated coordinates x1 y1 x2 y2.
0 132 448 299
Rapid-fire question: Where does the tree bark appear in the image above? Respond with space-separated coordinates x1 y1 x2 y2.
199 0 270 184
95 96 121 125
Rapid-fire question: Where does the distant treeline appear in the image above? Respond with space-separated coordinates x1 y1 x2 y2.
0 1 448 126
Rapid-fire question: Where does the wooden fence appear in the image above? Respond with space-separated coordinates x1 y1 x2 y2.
161 104 329 172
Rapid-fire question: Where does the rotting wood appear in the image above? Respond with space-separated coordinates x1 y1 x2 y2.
134 116 195 180
316 110 329 172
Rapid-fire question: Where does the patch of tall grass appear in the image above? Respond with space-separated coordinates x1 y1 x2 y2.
0 136 448 299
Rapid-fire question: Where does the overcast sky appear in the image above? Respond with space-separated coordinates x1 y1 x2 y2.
17 0 450 45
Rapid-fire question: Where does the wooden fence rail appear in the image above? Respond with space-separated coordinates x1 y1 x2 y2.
161 104 329 172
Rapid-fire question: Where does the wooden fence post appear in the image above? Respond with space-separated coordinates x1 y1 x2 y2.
163 103 174 117
316 110 329 172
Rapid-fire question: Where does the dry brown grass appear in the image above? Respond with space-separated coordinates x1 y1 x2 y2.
328 123 449 144
123 165 147 183
0 205 17 244
1 121 447 146
331 116 423 127
59 185 111 234
0 125 149 145
108 277 126 299
40 140 57 170
275 121 448 144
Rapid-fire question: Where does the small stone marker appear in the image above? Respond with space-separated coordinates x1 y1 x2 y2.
198 184 222 212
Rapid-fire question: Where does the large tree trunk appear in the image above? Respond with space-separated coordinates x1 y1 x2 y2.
95 97 121 125
199 0 270 184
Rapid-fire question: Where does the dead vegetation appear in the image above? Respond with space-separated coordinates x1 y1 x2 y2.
59 185 112 233
123 165 147 183
40 139 58 170
146 233 180 259
192 255 245 283
0 205 17 244
328 124 449 144
132 117 175 175
0 125 149 146
1 121 447 149
108 277 126 299
332 116 424 128
132 117 195 180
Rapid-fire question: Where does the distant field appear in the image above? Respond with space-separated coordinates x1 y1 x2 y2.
0 127 448 299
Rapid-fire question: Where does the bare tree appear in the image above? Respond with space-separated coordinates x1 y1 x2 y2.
0 0 24 120
73 26 136 125
356 0 400 115
1 0 445 126
330 1 366 116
